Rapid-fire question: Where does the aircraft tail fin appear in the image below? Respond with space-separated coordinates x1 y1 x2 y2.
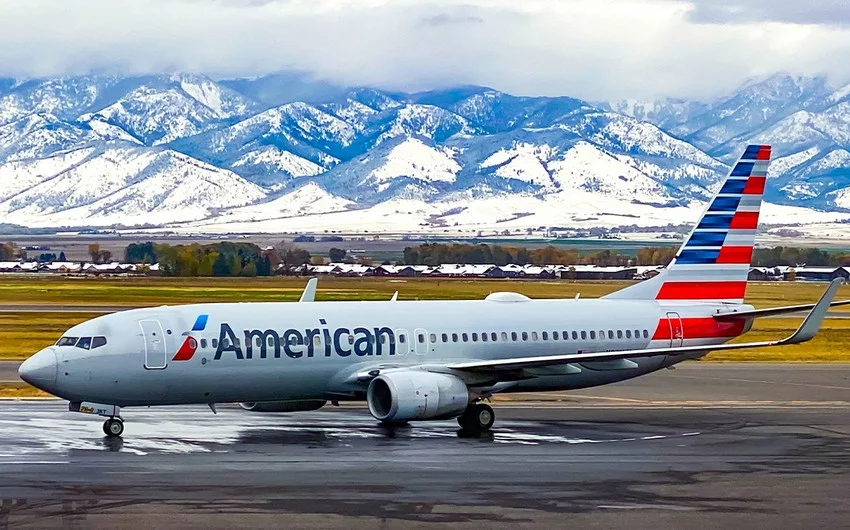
604 144 771 304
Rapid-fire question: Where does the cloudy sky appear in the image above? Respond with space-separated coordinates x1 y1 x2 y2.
0 0 848 100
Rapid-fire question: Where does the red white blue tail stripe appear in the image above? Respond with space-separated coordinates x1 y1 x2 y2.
657 144 770 303
603 144 772 305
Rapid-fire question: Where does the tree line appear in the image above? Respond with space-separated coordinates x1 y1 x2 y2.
402 243 679 267
124 241 312 277
402 243 850 268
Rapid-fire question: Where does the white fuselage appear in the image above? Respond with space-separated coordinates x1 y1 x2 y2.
34 295 752 407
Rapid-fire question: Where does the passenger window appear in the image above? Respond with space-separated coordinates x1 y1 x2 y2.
625 330 631 339
462 333 469 342
635 329 640 338
590 331 596 340
348 335 354 345
56 336 79 346
643 330 649 339
399 334 406 344
608 330 614 339
418 334 425 344
452 333 458 342
315 335 322 346
572 331 578 340
76 337 92 350
212 338 218 348
481 333 488 342
511 332 517 341
442 333 448 343
201 338 208 348
521 332 528 341
532 332 538 341
472 333 478 342
430 333 436 343
91 336 107 349
491 332 497 342
552 331 558 340
501 332 508 341
235 338 241 347
581 331 587 340
617 330 623 339
599 330 605 340
256 337 262 348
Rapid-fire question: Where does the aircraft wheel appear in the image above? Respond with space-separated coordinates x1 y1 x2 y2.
458 403 495 432
103 418 124 437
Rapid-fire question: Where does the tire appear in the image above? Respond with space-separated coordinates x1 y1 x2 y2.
471 403 495 430
103 419 124 437
457 403 495 432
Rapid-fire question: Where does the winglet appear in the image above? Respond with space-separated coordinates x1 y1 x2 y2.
299 278 318 302
779 278 840 345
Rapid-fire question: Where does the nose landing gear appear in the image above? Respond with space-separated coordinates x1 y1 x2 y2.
457 403 495 433
70 402 125 437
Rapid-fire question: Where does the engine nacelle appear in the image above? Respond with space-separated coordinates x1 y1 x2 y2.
367 371 470 422
239 400 326 413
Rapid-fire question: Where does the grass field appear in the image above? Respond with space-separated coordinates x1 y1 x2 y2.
1 276 849 362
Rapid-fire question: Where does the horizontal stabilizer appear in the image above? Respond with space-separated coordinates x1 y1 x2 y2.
714 298 850 320
448 279 839 373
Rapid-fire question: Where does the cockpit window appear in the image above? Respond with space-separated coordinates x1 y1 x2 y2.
91 336 107 349
56 337 78 346
76 337 92 350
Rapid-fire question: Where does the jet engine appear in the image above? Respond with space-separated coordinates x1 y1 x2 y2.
367 371 470 422
239 400 327 412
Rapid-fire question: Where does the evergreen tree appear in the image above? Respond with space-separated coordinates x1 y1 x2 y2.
212 253 230 276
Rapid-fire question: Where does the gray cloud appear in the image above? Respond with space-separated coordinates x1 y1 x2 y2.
685 0 850 26
0 0 847 100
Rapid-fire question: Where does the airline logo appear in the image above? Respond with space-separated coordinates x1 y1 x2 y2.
172 316 399 361
657 144 771 302
172 314 208 361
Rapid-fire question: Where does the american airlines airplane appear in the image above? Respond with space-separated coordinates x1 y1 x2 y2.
18 144 848 437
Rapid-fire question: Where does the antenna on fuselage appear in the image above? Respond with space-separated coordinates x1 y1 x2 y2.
575 293 580 300
299 277 318 302
390 291 398 301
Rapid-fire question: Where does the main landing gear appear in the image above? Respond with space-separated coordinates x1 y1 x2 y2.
457 403 495 433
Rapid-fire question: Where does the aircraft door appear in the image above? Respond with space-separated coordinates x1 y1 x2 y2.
666 312 684 347
414 328 428 355
140 319 167 369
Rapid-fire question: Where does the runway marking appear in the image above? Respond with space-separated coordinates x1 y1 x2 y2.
669 374 850 391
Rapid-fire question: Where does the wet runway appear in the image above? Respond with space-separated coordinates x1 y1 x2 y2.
1 365 849 529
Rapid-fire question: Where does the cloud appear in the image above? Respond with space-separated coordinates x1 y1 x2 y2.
0 0 847 100
686 0 850 26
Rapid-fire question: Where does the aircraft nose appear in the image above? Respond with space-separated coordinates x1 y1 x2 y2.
19 347 58 392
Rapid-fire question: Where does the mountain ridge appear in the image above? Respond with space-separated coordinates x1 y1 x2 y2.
0 72 848 236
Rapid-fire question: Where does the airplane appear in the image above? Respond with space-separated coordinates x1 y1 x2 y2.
18 144 850 438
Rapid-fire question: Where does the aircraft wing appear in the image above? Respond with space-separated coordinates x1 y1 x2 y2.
447 279 839 374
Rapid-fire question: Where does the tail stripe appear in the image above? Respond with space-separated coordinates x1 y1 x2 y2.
708 197 741 212
656 281 747 300
729 211 759 229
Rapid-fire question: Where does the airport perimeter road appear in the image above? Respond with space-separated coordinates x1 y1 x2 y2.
1 364 849 529
0 362 20 383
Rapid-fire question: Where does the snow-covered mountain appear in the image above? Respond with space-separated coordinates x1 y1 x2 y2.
1 72 849 235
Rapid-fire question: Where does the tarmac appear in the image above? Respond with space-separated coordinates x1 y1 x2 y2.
0 363 849 528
